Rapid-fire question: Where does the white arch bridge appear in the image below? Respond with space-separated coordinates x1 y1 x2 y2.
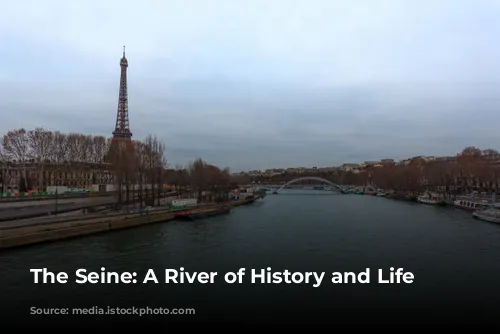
271 177 353 194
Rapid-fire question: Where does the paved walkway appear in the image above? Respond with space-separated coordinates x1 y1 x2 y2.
0 195 117 209
0 199 115 222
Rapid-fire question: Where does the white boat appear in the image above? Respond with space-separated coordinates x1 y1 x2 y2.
453 198 489 211
472 207 500 224
417 196 444 205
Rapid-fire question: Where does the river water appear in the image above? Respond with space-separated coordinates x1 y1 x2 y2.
1 189 500 324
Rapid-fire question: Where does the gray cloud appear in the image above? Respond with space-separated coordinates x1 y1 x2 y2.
1 0 500 171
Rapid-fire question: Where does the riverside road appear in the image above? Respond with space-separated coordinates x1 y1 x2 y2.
1 189 500 324
0 196 116 222
0 191 178 222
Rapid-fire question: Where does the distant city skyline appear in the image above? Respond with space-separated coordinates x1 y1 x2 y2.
1 0 500 172
234 154 462 173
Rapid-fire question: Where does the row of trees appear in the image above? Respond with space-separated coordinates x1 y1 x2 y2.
0 128 114 191
239 147 500 195
0 128 237 207
5 127 497 202
351 147 500 194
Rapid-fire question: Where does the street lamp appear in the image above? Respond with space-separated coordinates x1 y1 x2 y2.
54 134 60 218
55 162 59 218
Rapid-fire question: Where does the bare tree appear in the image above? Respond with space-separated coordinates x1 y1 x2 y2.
50 131 67 163
189 158 208 202
28 128 53 191
2 129 32 191
0 139 11 194
172 164 189 197
108 140 135 206
140 134 167 206
92 136 108 163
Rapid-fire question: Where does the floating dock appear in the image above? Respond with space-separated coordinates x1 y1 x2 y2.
174 205 231 220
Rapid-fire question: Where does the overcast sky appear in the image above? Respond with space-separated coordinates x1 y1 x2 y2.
1 0 500 171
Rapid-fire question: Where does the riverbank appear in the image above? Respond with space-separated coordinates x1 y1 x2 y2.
367 189 497 213
0 196 261 250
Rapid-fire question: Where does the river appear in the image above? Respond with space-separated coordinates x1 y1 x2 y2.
1 189 500 324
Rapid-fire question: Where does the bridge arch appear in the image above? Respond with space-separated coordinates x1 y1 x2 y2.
274 177 346 193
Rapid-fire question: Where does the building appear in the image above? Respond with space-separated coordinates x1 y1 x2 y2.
0 161 115 194
0 48 130 195
339 163 361 173
364 161 380 166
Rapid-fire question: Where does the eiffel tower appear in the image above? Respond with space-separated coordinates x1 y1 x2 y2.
106 47 133 165
112 46 132 141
